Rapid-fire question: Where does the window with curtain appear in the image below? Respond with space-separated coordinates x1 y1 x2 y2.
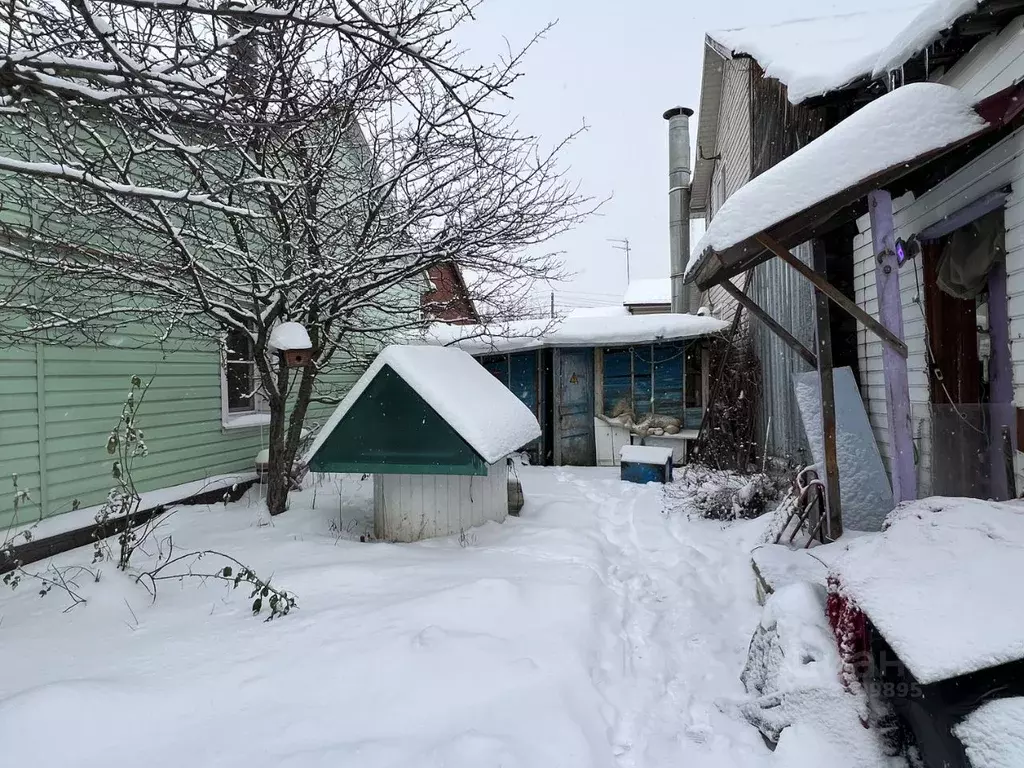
602 341 700 428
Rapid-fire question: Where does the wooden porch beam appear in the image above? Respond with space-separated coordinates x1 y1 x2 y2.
719 279 817 368
756 233 909 358
812 240 842 541
868 190 917 503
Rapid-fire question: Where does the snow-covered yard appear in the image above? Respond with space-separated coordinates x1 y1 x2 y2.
1 467 847 767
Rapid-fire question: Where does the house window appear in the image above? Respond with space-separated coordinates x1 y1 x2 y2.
480 352 538 415
221 328 269 427
711 164 726 219
601 342 702 429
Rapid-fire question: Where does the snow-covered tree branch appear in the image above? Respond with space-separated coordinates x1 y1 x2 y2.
0 0 590 515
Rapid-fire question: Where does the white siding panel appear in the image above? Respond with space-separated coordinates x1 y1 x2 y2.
854 127 1024 496
943 16 1024 102
374 461 508 542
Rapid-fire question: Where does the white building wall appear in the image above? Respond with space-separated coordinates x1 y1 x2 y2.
373 460 509 542
853 125 1024 496
943 16 1024 103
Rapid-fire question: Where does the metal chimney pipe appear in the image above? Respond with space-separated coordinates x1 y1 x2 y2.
664 106 694 314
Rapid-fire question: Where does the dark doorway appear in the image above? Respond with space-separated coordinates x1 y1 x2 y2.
822 225 861 388
921 208 1010 499
554 348 596 466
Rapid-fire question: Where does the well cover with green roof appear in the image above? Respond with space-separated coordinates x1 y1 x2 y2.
305 345 542 476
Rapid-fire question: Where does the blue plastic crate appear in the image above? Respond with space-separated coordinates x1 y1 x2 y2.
619 445 674 484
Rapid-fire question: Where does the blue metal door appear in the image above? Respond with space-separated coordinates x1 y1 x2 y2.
556 349 595 466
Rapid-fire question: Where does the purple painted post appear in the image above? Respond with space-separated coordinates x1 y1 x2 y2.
868 190 918 503
988 261 1013 499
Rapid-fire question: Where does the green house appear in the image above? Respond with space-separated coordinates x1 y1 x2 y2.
0 104 431 533
306 345 541 541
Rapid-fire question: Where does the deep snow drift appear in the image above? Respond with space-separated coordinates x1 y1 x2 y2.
0 467 869 767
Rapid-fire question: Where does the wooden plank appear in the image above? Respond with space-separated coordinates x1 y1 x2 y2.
719 279 817 368
757 232 910 358
813 240 842 541
868 190 917 503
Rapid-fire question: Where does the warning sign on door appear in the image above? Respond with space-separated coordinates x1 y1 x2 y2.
569 373 578 384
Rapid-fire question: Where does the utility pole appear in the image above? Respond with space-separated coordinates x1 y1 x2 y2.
608 238 632 284
550 291 555 318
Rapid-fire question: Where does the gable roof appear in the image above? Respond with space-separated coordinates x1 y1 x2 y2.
306 345 540 466
708 6 927 105
691 0 1020 212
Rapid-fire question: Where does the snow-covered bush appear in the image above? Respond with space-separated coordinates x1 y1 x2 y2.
3 377 297 620
668 467 781 521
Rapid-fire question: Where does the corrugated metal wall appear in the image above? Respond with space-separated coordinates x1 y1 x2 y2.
748 243 816 464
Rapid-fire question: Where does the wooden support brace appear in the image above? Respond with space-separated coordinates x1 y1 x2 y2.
812 239 842 540
756 233 909 359
720 279 817 369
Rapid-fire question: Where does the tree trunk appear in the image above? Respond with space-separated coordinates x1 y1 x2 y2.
266 397 291 516
265 363 319 516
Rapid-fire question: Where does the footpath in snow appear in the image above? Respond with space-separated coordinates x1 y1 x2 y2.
1 467 784 767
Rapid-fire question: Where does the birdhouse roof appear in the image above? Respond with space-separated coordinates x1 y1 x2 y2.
268 321 312 351
305 345 541 469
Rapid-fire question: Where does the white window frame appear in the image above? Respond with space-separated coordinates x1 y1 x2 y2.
220 328 271 430
710 163 726 220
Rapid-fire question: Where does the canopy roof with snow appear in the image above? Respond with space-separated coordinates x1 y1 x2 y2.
687 83 991 290
306 345 541 475
424 312 728 356
833 497 1024 685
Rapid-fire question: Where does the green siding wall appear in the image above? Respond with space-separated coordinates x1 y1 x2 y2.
0 342 361 530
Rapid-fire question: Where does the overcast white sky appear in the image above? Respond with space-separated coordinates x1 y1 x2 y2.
459 0 912 310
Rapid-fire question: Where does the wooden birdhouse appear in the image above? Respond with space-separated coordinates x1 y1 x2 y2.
282 348 312 367
268 321 313 368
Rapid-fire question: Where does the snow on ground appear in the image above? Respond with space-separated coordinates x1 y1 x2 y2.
0 468 766 767
0 467 888 767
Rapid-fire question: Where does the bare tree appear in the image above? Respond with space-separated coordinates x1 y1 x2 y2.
0 0 589 515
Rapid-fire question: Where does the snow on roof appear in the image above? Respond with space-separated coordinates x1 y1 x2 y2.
268 321 312 351
305 345 541 466
709 6 927 105
424 312 728 356
622 278 671 306
619 445 674 464
687 83 987 279
873 0 983 77
954 697 1024 768
833 497 1024 685
566 305 630 319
